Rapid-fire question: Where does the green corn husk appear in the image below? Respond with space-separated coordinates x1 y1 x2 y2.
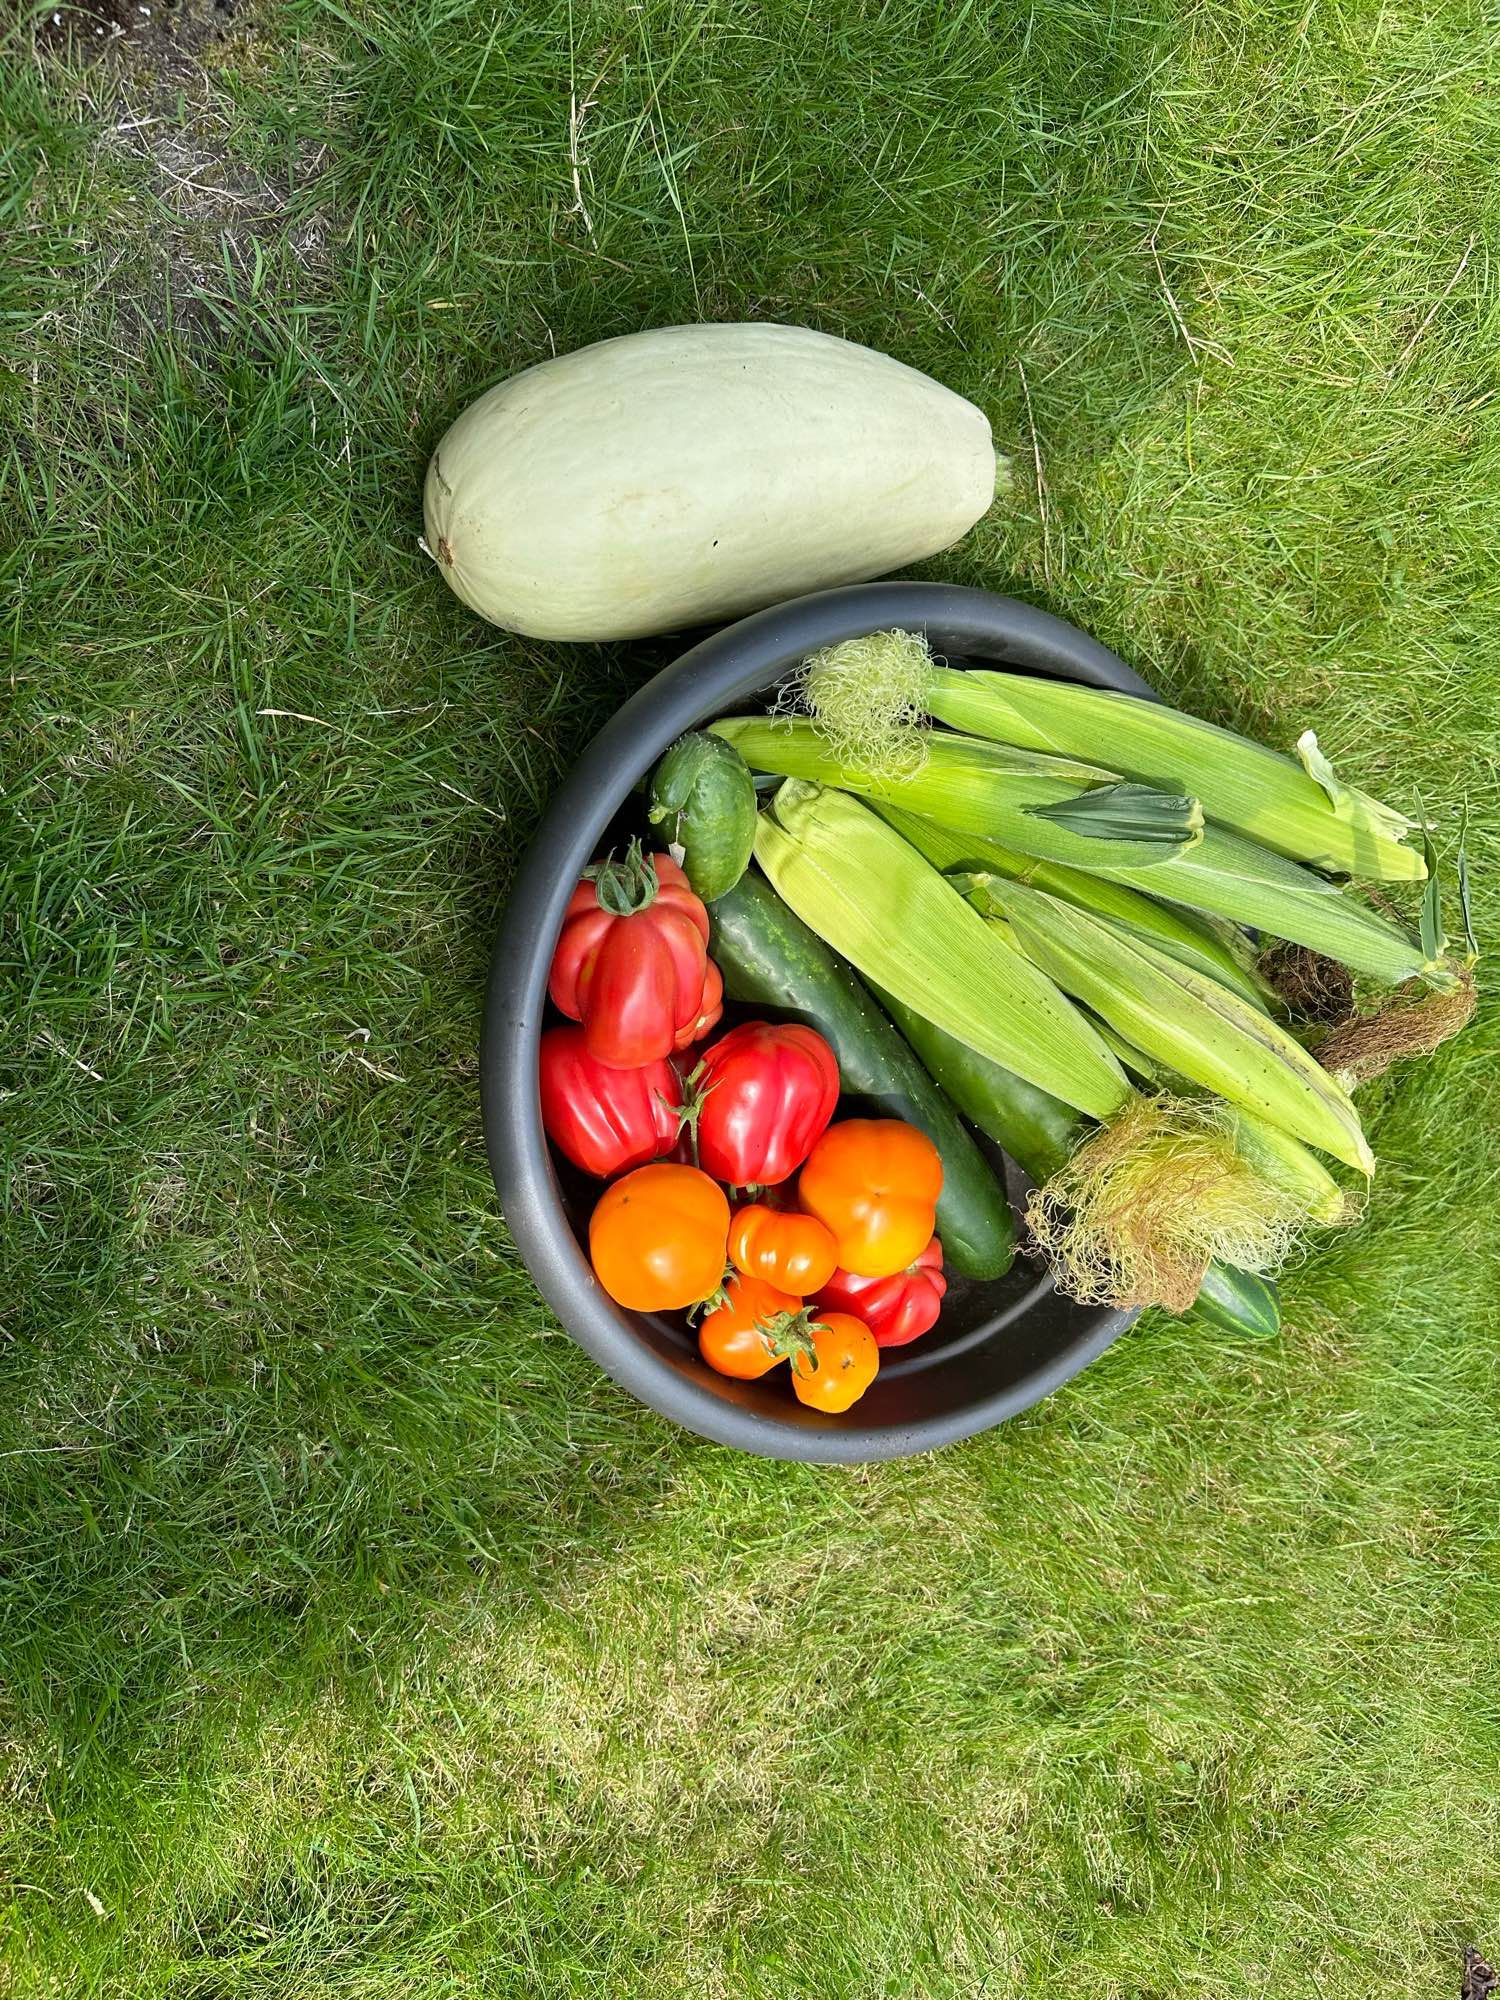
1231 1111 1351 1226
962 874 1374 1172
875 803 1276 1010
1123 821 1438 985
712 717 1203 869
1026 1095 1317 1311
923 666 1425 883
752 782 1130 1119
842 844 1343 1311
903 788 1431 987
715 714 1435 986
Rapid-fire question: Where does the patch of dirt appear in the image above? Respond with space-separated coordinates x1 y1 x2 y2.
33 0 332 348
35 0 241 62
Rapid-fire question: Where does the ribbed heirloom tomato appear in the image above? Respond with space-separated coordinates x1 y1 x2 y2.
798 1119 943 1278
548 843 710 1069
728 1203 838 1296
589 1164 728 1312
691 1022 840 1186
675 959 723 1050
697 1272 801 1380
538 1026 682 1179
816 1236 947 1347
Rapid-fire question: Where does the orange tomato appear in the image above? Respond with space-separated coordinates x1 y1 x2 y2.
788 1311 879 1414
798 1119 943 1278
589 1164 729 1312
698 1272 801 1380
727 1203 839 1296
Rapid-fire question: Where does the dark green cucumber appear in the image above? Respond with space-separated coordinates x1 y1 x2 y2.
875 990 1280 1338
879 987 1081 1183
709 869 1016 1280
1189 1262 1281 1338
648 732 757 901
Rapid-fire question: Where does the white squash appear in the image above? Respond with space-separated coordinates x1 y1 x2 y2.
423 323 996 642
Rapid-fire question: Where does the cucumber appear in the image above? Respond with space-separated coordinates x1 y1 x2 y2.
709 869 1016 1280
875 989 1280 1338
1189 1261 1281 1339
648 732 757 902
879 987 1081 1183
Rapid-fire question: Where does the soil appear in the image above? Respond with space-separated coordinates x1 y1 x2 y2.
34 0 241 60
28 0 330 346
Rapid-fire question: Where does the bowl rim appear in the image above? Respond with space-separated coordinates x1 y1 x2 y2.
482 582 1153 1462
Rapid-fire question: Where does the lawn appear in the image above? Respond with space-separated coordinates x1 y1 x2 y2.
4 0 1499 1992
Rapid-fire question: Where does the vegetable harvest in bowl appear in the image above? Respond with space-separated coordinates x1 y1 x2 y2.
541 821 954 1413
535 623 1475 1420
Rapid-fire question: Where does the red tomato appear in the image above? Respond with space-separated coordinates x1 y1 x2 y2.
674 958 723 1051
691 1022 840 1187
816 1236 947 1348
538 1026 682 1180
548 843 710 1069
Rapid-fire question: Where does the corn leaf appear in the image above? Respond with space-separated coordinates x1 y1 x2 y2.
1418 820 1446 964
1295 731 1415 840
1025 782 1204 845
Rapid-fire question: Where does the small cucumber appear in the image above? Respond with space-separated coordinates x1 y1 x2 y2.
1189 1262 1281 1339
709 869 1016 1281
648 732 757 902
875 989 1280 1338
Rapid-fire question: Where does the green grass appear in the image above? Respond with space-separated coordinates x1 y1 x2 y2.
4 0 1499 1991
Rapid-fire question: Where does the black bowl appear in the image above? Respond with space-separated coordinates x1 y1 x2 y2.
482 582 1151 1462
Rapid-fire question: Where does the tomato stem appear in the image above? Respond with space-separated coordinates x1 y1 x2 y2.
587 838 660 918
673 1063 716 1169
760 1307 823 1373
688 1265 737 1324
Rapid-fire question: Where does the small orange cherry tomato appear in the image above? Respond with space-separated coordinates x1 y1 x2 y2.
698 1272 801 1380
727 1203 839 1296
589 1164 728 1312
788 1310 879 1414
798 1119 943 1278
